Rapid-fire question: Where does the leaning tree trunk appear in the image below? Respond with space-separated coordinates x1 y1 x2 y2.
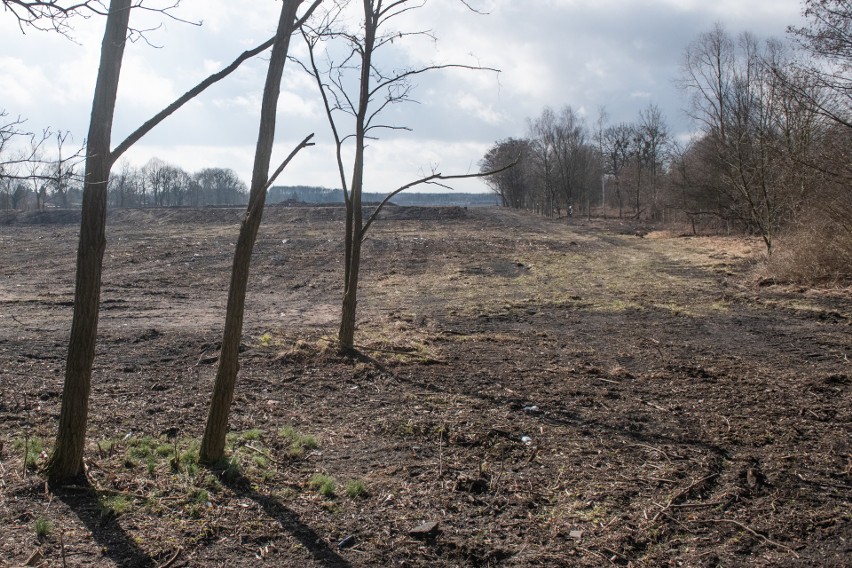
46 0 131 482
200 0 302 465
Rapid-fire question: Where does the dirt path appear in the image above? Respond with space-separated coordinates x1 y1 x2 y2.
0 206 849 567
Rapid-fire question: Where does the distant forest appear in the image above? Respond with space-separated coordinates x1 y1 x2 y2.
0 161 496 210
268 185 498 207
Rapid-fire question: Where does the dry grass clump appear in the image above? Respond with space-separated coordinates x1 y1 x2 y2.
767 214 852 285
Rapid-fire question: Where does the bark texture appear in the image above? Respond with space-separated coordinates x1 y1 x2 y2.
200 0 303 465
46 0 131 482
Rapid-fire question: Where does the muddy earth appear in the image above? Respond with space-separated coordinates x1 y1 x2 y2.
0 206 849 567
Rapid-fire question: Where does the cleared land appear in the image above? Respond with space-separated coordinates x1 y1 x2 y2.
0 206 849 567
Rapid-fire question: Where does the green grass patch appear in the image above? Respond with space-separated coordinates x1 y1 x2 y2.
279 426 318 458
215 456 242 484
345 479 368 499
156 442 175 458
99 494 132 518
309 473 337 498
240 428 263 442
191 488 210 505
126 435 158 460
34 517 52 539
13 436 45 470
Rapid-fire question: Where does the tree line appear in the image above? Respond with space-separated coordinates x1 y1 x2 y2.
0 153 249 209
481 103 671 222
108 160 248 208
482 3 851 280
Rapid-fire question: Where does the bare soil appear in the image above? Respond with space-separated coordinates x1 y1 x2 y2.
0 206 849 567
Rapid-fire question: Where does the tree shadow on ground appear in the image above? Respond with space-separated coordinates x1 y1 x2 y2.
50 480 154 568
221 473 352 568
367 351 731 460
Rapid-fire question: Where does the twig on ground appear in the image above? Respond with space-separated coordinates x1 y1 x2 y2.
157 547 183 568
651 473 718 523
627 443 672 460
242 443 274 462
21 430 29 478
642 399 670 412
60 531 67 568
620 474 679 485
690 518 800 557
491 452 506 497
645 337 664 358
437 425 444 480
577 546 611 563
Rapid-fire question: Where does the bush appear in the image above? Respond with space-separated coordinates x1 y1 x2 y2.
768 209 852 285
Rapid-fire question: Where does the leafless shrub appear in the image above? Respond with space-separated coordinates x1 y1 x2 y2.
767 198 852 284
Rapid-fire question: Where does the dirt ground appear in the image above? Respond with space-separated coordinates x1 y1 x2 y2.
0 205 849 567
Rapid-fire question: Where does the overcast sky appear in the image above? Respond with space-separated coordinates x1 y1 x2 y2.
0 0 806 193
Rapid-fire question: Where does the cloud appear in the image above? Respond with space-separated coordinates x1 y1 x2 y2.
454 92 505 125
0 0 808 193
0 57 54 108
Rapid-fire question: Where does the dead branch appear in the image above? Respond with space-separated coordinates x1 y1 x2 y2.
360 161 517 238
111 34 283 162
690 518 800 557
263 134 316 193
156 546 182 568
243 133 316 221
651 473 719 523
2 1 198 41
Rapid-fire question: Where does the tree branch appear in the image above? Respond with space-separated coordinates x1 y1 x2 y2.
244 133 316 220
361 160 516 237
110 34 278 163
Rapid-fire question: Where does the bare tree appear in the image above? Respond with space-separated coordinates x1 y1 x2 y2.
107 159 139 207
636 104 669 220
45 0 304 481
194 167 249 206
199 0 319 466
47 131 84 208
601 122 634 218
302 0 498 352
45 0 134 480
141 157 173 206
0 111 31 182
678 25 816 253
1 0 193 40
23 142 49 210
679 22 735 143
0 111 59 192
768 1 852 280
552 106 594 218
481 138 532 208
2 0 108 35
593 106 610 218
787 0 852 128
527 108 559 216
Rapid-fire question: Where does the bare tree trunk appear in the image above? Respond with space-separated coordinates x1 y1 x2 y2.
338 148 365 351
200 0 303 465
44 0 294 482
335 1 374 353
46 0 130 482
338 221 361 350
